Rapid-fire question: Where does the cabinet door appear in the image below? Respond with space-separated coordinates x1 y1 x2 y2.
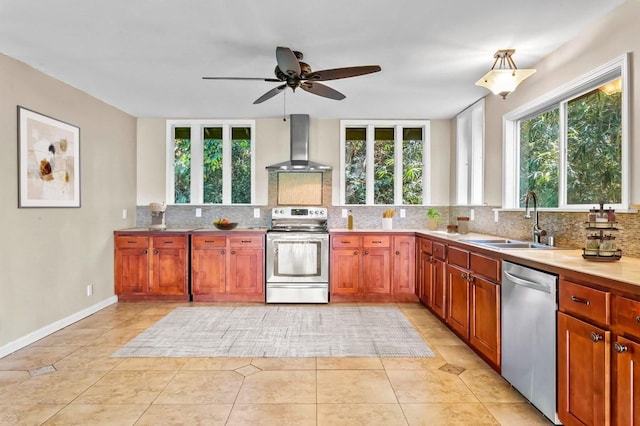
115 248 149 294
392 235 416 295
446 263 470 339
419 252 433 306
558 312 610 426
192 248 226 296
430 258 446 320
228 248 264 296
362 248 391 294
331 248 360 295
151 246 187 295
469 275 500 367
613 335 640 425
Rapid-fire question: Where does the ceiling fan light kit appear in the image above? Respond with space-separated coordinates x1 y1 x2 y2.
475 49 536 99
203 46 381 104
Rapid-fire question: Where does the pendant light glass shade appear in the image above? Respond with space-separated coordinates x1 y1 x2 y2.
475 49 536 99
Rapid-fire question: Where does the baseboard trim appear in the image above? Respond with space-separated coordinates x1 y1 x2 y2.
0 296 118 358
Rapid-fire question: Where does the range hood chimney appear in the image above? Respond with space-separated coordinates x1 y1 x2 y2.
265 114 332 171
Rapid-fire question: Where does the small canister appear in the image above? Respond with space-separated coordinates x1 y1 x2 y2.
457 217 470 234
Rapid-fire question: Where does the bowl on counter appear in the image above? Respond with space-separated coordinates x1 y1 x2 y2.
213 222 238 230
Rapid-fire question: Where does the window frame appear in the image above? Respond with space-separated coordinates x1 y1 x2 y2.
339 120 431 206
165 119 256 205
456 99 485 206
503 53 630 210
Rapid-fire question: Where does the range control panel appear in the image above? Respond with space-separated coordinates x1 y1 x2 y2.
271 207 328 219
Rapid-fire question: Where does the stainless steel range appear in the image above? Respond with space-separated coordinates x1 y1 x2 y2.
266 207 329 303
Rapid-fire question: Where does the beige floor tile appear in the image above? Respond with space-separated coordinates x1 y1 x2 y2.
74 370 176 404
0 404 64 425
433 344 492 369
30 327 106 347
182 357 252 371
42 403 148 425
227 403 316 425
154 370 243 404
402 402 499 425
117 314 167 329
0 346 76 371
251 357 316 370
137 404 232 426
0 370 105 405
484 402 553 425
423 329 466 346
317 403 407 426
114 357 189 370
84 327 146 347
54 346 122 371
236 370 316 404
460 369 526 403
316 357 383 370
317 370 397 403
0 370 30 386
386 369 479 403
381 356 447 370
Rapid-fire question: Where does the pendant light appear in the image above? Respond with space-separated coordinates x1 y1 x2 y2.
475 49 536 99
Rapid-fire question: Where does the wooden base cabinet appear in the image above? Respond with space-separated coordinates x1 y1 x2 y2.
191 232 264 302
114 231 189 301
613 335 640 425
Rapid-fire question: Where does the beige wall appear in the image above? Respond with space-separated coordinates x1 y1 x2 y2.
136 117 451 206
481 0 640 206
0 53 137 351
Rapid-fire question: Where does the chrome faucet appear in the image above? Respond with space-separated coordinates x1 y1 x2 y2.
524 191 547 243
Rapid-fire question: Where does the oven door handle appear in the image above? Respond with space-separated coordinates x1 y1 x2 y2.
267 284 328 289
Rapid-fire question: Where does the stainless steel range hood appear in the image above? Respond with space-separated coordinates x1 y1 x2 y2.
265 114 332 171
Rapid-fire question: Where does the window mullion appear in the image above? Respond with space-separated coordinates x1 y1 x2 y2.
191 124 204 205
394 125 403 205
365 125 375 205
222 125 232 204
558 103 568 208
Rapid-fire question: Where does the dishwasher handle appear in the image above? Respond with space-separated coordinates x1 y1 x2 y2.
504 271 551 294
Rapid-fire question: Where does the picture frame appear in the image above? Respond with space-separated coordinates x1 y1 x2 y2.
18 106 80 207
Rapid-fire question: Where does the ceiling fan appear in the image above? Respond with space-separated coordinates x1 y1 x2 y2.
202 46 382 104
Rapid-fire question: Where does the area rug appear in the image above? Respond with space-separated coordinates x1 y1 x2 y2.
112 306 434 358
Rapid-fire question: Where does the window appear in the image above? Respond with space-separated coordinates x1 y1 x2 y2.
166 120 255 204
340 120 430 205
504 54 629 209
456 99 484 205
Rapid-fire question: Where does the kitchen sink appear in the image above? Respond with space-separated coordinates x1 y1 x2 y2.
462 238 556 250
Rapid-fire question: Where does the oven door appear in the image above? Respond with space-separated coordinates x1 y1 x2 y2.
266 232 329 283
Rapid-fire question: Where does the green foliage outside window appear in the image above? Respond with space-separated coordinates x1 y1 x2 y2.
174 127 191 204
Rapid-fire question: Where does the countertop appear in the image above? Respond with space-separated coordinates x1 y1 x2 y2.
116 227 267 233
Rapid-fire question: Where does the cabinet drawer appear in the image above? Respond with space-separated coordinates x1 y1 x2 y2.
363 235 391 248
448 246 469 269
115 235 149 249
469 252 500 282
192 235 226 249
432 242 446 261
419 238 433 254
152 236 186 249
229 235 264 248
332 235 361 247
559 280 610 325
613 296 640 338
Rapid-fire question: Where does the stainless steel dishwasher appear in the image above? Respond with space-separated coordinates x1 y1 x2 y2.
502 260 560 425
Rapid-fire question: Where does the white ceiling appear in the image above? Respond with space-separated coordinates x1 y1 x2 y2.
0 0 626 119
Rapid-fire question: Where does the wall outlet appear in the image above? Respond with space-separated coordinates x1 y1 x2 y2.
122 208 128 219
400 209 406 218
254 208 261 218
341 209 348 218
195 208 202 217
494 210 500 222
86 284 93 297
470 209 474 220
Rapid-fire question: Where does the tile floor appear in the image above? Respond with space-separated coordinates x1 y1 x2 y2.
0 302 552 425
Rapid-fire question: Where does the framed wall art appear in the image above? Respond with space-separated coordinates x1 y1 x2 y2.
18 106 80 207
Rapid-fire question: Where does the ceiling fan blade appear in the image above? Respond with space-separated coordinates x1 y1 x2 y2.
300 82 345 101
253 84 287 104
202 77 282 82
276 46 301 77
305 65 381 81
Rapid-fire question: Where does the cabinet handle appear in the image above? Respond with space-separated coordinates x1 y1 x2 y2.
467 276 475 283
162 240 174 244
220 250 225 255
571 296 591 306
636 316 640 324
590 332 603 343
127 240 137 244
204 240 216 243
341 240 352 244
241 240 252 243
460 273 467 279
364 250 369 255
153 249 158 255
142 249 148 254
354 250 359 255
372 240 382 244
395 250 400 255
614 342 628 353
231 251 236 255
434 248 440 252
